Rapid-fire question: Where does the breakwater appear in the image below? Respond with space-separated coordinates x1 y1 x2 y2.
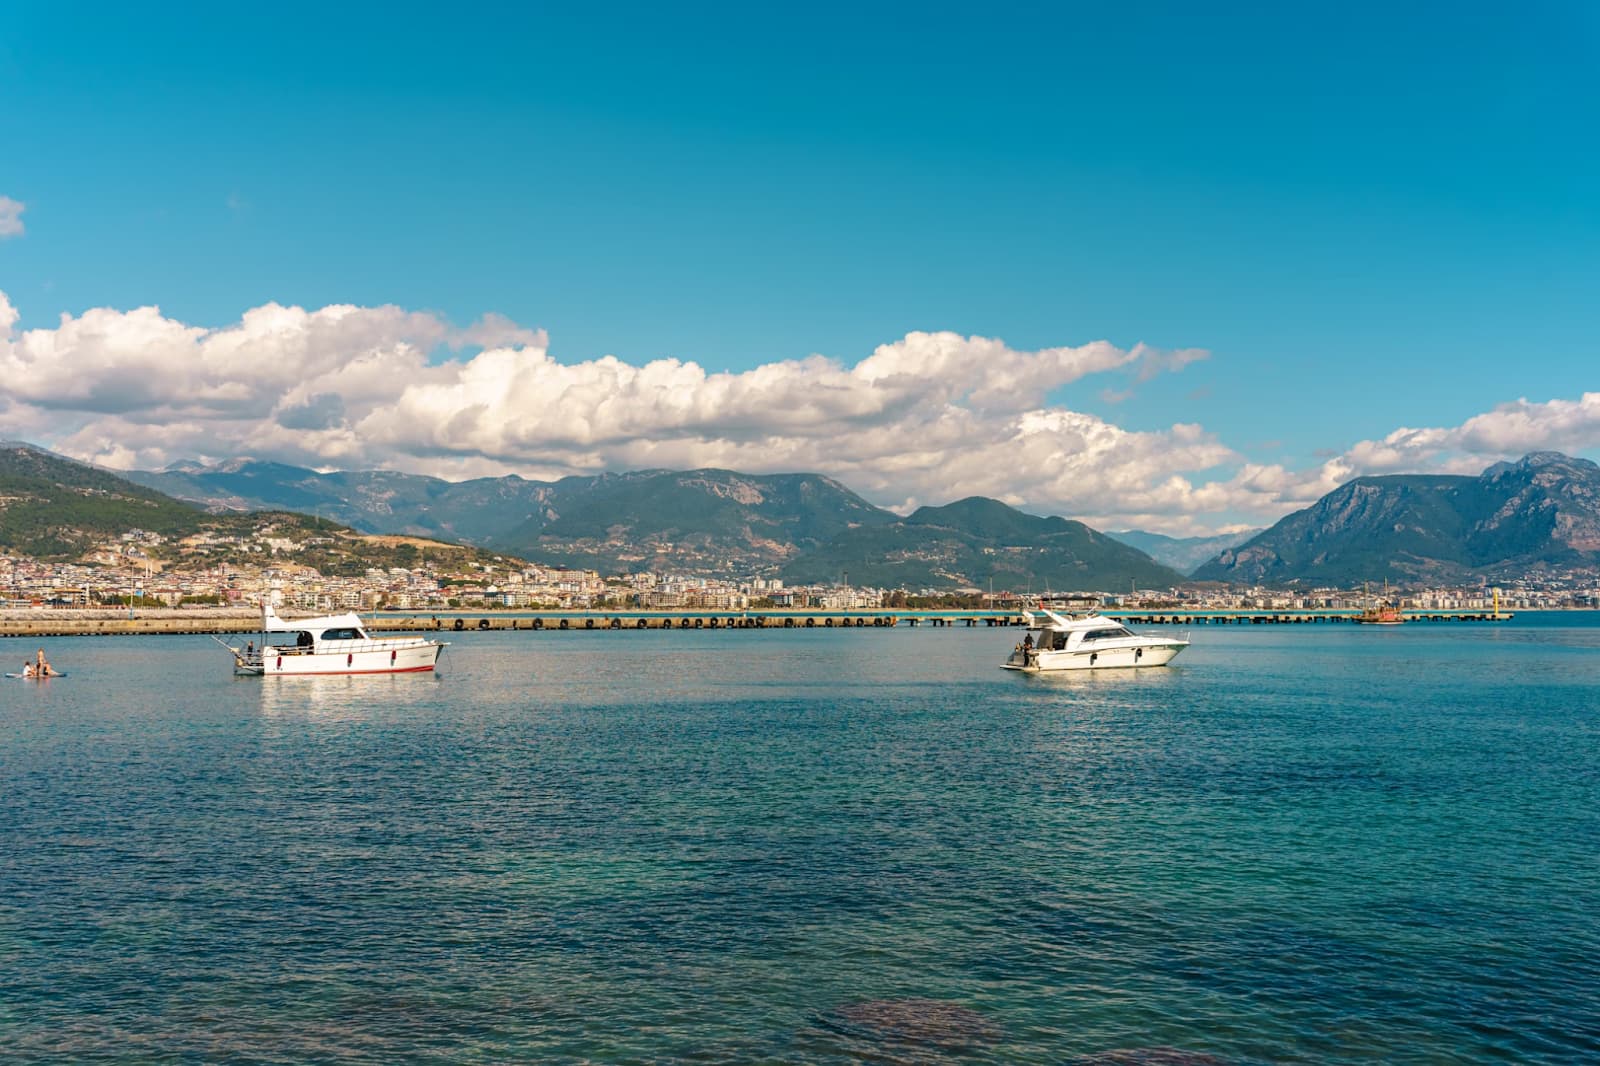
0 610 929 637
0 608 1515 637
1116 611 1512 625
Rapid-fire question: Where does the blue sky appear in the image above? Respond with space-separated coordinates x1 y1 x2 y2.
2 3 1597 531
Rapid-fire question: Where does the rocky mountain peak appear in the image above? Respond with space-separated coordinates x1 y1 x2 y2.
1484 452 1600 479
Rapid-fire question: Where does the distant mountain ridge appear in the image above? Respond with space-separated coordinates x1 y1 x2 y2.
782 496 1187 591
129 461 899 577
1106 528 1260 575
1192 452 1600 585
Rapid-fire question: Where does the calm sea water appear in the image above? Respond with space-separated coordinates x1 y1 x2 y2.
3 615 1597 1064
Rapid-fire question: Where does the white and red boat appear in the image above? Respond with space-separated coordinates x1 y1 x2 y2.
222 605 447 676
1001 609 1189 672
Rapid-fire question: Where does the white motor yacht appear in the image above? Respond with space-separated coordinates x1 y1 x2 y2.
1001 609 1188 672
221 605 447 676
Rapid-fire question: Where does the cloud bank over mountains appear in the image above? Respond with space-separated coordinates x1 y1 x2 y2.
1 291 1596 534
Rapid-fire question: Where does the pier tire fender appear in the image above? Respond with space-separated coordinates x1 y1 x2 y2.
708 617 718 629
694 618 704 629
805 618 815 628
532 618 543 630
825 618 834 627
637 618 649 629
453 618 465 631
784 618 794 628
478 618 490 630
585 618 595 629
610 618 622 630
559 619 569 630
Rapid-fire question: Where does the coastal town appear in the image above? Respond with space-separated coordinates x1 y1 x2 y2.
4 521 1597 616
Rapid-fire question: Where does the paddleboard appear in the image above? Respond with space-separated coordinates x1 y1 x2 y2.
6 672 66 679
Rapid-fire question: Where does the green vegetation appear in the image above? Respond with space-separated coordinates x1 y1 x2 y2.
96 593 165 608
1 445 523 573
0 446 207 559
896 591 990 608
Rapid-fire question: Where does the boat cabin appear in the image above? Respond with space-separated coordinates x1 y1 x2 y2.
1025 611 1138 651
261 606 374 652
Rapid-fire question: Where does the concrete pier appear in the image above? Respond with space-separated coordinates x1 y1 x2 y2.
1113 612 1512 625
0 609 925 637
0 607 1518 638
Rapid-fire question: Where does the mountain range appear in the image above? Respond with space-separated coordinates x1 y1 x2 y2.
1192 452 1600 585
0 446 1168 589
128 463 898 576
1105 528 1259 575
14 442 1600 588
125 457 1180 589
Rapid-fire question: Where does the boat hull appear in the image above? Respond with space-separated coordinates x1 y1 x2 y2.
1001 641 1188 671
243 642 444 676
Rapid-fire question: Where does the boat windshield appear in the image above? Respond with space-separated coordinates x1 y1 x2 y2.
319 627 366 641
1079 626 1134 641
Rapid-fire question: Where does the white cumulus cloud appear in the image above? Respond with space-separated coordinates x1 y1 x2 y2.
3 290 1594 536
0 196 24 239
1195 393 1600 526
0 292 1244 526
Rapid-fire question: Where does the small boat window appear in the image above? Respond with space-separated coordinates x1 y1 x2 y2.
319 627 365 641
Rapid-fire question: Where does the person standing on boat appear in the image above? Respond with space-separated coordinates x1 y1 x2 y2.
1020 632 1034 667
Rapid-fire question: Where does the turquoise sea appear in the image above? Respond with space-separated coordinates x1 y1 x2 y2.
3 614 1597 1063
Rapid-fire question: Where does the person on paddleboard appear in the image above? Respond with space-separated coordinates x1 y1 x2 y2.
34 648 58 678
